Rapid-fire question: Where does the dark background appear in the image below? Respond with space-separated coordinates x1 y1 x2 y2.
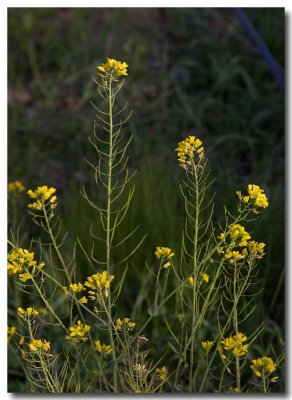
8 7 285 391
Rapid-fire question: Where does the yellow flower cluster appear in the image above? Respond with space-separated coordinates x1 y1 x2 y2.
66 320 91 344
97 58 128 77
225 250 245 263
18 307 40 318
95 340 112 355
218 224 266 264
156 366 168 381
220 332 249 357
247 241 266 259
237 184 269 210
155 246 175 268
8 180 25 194
201 340 214 352
115 317 136 331
7 326 16 342
175 136 204 168
229 224 251 247
69 283 85 293
27 185 57 211
7 248 45 281
250 356 277 378
84 271 114 300
28 338 50 352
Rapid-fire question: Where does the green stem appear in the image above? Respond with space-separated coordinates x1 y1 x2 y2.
262 373 267 394
218 366 225 392
106 74 117 392
233 262 241 391
189 161 200 392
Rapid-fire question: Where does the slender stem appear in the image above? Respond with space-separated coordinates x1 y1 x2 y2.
262 373 267 394
153 264 162 315
233 262 241 391
189 161 200 392
106 75 118 392
218 366 225 392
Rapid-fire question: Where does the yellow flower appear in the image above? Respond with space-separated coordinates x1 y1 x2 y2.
84 271 114 300
18 307 39 318
115 317 136 331
95 340 112 355
8 248 45 281
188 276 194 286
225 250 245 264
155 246 174 268
221 332 248 357
7 248 36 275
19 272 32 282
202 273 209 283
156 366 168 381
66 320 90 344
28 339 50 352
19 336 25 345
97 58 128 77
217 246 224 254
218 232 225 240
175 135 204 168
27 185 57 210
237 184 268 210
229 224 251 247
7 326 16 342
250 357 276 378
201 340 214 352
69 283 86 293
8 180 25 194
247 241 266 259
79 296 88 304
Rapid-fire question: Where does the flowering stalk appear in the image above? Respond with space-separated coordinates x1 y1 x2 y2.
81 58 143 391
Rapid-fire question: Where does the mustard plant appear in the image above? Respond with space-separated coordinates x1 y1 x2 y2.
7 58 284 393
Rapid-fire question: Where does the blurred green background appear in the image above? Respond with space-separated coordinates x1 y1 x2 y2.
8 8 285 392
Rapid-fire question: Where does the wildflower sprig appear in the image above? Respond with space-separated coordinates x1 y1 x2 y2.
175 135 204 169
28 338 51 352
115 317 136 332
66 320 91 344
27 185 57 211
201 341 214 352
7 248 45 282
155 246 175 268
84 271 114 301
221 332 249 358
237 184 268 213
97 58 128 78
95 340 112 356
250 357 278 393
